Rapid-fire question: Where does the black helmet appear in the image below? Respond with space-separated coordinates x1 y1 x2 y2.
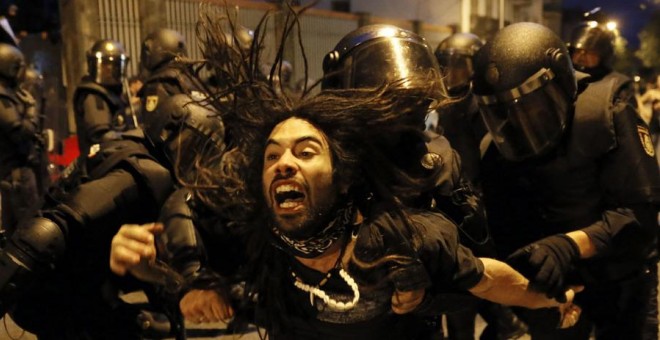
0 43 25 87
567 22 615 73
472 22 576 161
143 94 226 177
140 29 187 72
86 39 129 87
434 33 483 96
322 24 441 93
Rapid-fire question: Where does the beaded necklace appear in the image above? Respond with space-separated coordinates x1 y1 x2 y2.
290 231 360 311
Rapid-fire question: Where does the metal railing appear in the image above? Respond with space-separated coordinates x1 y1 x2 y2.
94 0 453 83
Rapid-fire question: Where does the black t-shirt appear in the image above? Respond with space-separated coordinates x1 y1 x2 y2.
274 207 484 339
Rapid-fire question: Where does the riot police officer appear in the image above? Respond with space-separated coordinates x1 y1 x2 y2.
322 24 497 337
434 32 529 340
139 28 204 116
20 65 50 197
73 39 131 158
567 22 633 104
0 43 41 234
0 94 227 339
432 32 486 183
472 22 660 339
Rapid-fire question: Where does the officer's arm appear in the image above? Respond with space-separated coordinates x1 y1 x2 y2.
0 97 38 144
580 105 660 261
0 168 140 317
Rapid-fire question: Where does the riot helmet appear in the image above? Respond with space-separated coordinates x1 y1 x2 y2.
434 33 483 96
472 22 576 162
86 39 129 87
567 22 615 76
0 43 25 87
140 29 187 72
322 24 442 93
143 94 226 178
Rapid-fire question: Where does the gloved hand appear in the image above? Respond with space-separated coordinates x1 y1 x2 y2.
506 234 580 302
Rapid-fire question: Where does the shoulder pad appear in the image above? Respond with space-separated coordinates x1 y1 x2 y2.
74 82 123 108
569 78 618 162
146 67 184 82
145 66 203 94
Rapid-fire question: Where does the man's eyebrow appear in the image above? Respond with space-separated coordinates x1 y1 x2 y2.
265 138 280 147
295 136 323 145
265 136 323 147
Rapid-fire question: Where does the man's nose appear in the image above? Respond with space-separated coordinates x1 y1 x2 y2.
275 151 296 177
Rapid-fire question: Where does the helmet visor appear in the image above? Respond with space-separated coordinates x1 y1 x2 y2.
346 39 440 90
478 79 570 161
94 56 128 86
437 53 473 94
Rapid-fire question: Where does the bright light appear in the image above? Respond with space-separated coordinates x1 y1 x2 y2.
379 27 398 38
606 21 617 31
634 75 641 82
587 21 598 28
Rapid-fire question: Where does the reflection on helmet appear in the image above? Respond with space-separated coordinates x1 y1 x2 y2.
322 24 442 93
140 29 187 72
86 39 129 87
0 43 25 87
472 22 576 161
434 33 483 96
143 94 225 179
567 22 615 72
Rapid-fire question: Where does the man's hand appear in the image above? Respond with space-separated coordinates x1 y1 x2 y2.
558 300 582 329
110 223 163 276
391 289 425 314
180 289 234 323
506 234 580 302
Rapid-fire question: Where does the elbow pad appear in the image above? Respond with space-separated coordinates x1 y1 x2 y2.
0 218 65 315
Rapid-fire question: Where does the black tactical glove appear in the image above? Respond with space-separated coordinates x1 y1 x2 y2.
506 234 580 302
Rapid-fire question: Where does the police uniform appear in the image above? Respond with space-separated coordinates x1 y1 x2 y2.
140 63 203 115
73 77 128 157
480 76 660 339
0 84 40 233
6 130 175 339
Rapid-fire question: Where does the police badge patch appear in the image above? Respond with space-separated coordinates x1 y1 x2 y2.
145 95 159 112
637 125 655 157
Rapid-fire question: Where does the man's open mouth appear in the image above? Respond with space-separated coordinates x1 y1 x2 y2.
274 183 306 209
